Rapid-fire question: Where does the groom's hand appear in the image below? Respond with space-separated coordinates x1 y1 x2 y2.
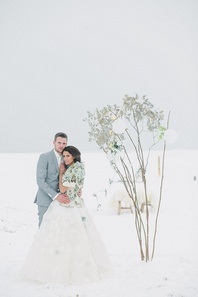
56 193 70 204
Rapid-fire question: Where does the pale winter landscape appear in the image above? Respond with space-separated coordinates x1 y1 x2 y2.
0 150 198 297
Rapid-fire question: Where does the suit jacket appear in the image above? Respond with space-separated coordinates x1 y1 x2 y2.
34 150 60 207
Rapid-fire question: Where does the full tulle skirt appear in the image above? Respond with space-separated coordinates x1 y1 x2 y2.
20 200 111 285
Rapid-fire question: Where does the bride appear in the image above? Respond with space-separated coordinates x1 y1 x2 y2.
20 146 111 285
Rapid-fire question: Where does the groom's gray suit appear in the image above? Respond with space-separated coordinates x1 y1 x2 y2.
34 150 60 226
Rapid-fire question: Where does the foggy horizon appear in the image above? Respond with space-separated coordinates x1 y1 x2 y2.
0 0 197 153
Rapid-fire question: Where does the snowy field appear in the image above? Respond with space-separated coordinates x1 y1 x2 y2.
0 150 198 297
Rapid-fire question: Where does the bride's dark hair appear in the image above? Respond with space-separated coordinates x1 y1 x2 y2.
62 146 81 163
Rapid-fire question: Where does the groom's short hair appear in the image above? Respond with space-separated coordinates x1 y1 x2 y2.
54 132 68 141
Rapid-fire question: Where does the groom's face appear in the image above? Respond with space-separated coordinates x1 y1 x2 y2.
53 137 67 155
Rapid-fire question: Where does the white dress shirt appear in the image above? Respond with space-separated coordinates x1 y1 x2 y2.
53 150 63 166
53 150 63 200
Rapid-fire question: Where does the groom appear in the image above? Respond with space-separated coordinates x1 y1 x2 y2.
34 132 69 226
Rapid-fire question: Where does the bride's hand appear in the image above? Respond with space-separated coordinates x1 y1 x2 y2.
56 193 70 204
59 163 66 174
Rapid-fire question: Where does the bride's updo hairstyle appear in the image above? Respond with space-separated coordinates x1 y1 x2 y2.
62 146 81 163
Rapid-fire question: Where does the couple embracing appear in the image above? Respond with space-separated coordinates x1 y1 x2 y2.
20 132 111 285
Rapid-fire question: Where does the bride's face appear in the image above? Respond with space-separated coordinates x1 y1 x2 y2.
62 151 74 166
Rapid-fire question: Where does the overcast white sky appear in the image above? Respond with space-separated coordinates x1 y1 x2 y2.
0 0 197 152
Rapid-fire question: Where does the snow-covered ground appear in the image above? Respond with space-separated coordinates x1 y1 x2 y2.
0 150 198 297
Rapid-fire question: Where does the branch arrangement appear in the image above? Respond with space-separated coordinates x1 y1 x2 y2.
84 94 169 261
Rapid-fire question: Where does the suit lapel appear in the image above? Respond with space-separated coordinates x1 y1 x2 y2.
50 150 59 172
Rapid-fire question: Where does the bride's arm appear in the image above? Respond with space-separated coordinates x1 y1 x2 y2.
59 164 68 193
59 172 68 193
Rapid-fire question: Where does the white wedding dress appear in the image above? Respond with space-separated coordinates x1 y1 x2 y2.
20 162 111 285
